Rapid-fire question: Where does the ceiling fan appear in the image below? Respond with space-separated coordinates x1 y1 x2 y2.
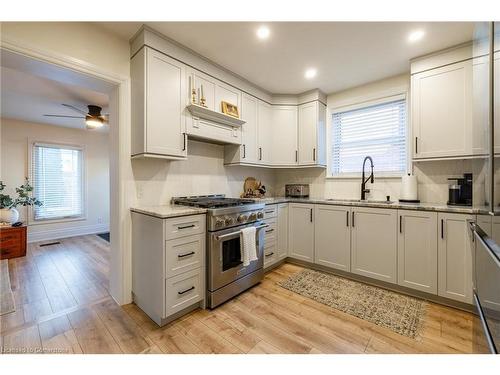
44 104 108 129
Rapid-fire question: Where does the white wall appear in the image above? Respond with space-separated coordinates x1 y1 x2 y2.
132 140 276 205
1 118 110 242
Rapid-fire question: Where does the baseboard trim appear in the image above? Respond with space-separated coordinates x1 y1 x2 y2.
27 223 110 243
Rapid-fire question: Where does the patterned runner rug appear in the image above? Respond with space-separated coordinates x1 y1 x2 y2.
278 269 426 339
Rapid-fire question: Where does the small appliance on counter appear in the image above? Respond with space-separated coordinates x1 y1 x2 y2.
447 173 473 206
399 173 419 203
285 184 310 198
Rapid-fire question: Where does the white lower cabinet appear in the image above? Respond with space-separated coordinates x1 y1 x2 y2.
437 212 474 304
314 205 351 271
397 210 438 294
350 207 398 284
277 203 289 260
288 203 315 262
263 203 289 269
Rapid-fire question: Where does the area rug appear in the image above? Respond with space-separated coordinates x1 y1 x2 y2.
0 259 16 316
278 269 426 339
97 232 110 242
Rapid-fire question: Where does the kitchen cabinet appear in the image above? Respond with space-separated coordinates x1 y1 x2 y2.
397 210 438 294
437 212 474 304
271 106 298 166
412 60 473 159
277 203 289 260
131 46 187 159
298 101 326 166
351 207 398 283
257 100 273 164
288 203 315 262
314 205 351 272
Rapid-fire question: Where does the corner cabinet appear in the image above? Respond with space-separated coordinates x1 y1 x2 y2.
397 210 438 294
131 47 188 160
412 59 473 159
437 212 474 304
298 101 326 166
271 106 298 166
350 207 398 283
288 203 315 262
276 203 289 261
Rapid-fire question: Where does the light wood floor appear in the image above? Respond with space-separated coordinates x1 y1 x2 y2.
1 235 478 354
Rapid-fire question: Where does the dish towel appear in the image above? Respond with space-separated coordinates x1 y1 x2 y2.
240 226 258 267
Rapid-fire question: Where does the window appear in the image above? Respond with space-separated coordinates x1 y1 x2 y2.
32 143 84 221
330 97 407 177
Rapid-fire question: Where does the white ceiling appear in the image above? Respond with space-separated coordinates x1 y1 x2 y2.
97 21 474 94
0 66 109 131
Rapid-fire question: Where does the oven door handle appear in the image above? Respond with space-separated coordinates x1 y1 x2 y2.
215 224 269 241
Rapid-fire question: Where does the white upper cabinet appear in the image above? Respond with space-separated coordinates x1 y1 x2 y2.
271 106 298 166
298 101 326 166
257 100 273 165
240 94 259 163
131 47 187 159
350 207 398 284
397 210 438 294
314 205 351 272
412 59 473 159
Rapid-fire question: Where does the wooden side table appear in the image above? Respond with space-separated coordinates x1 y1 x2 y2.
0 225 27 260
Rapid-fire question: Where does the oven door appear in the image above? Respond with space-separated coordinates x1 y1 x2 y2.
208 221 265 291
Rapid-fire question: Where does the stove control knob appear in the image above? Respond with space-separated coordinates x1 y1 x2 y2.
225 216 234 225
237 214 248 223
256 211 264 219
215 218 224 227
249 212 257 221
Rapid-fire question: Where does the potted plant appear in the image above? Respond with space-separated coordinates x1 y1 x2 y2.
0 178 43 224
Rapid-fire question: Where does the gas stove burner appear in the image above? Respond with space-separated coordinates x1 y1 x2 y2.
172 194 256 209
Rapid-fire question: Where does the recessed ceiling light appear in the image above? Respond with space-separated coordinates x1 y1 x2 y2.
305 68 317 79
256 26 270 40
408 30 425 42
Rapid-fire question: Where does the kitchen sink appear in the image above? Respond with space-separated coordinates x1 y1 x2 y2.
326 198 394 204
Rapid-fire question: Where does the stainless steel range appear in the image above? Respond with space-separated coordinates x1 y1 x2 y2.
172 195 267 308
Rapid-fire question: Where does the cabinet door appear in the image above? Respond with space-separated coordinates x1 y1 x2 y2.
215 81 241 114
272 106 298 165
146 48 187 157
191 70 216 111
257 100 272 164
438 213 473 304
397 210 438 294
314 205 351 271
240 94 259 163
351 207 397 283
298 101 318 165
277 203 289 260
288 203 314 262
412 60 472 159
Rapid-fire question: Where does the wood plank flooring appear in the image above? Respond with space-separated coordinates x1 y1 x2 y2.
0 235 478 354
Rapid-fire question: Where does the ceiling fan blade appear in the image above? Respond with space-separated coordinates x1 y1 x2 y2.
62 103 88 115
44 114 86 119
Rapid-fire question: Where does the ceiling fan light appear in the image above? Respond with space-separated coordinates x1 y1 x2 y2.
85 115 104 129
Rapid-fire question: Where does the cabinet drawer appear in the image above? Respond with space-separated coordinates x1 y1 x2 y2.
164 214 205 240
263 219 277 243
165 268 203 316
165 234 205 278
263 205 277 219
264 243 278 267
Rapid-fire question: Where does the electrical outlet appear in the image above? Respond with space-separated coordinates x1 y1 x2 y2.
97 217 102 224
137 185 144 199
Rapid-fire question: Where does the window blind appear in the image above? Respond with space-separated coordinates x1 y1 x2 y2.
331 98 407 176
32 143 84 221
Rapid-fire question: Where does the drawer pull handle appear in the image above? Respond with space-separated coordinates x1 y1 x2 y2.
265 210 274 214
178 286 195 295
178 251 195 258
178 224 195 230
265 252 274 257
265 229 274 233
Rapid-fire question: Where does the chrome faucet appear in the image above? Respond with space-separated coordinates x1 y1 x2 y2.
361 156 374 200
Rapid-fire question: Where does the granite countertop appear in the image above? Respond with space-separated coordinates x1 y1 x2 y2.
260 196 479 214
130 205 207 219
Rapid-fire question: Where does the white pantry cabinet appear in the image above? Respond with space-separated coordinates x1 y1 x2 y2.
131 47 187 159
437 212 474 304
298 101 326 166
277 203 289 260
351 207 398 283
314 205 351 272
288 203 315 262
412 60 473 159
397 210 438 294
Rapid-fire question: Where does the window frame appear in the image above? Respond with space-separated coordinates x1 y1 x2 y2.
28 140 87 225
326 91 410 179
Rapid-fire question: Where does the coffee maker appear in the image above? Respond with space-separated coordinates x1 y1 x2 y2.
447 173 473 206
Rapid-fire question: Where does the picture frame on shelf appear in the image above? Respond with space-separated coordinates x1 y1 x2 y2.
221 101 240 118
